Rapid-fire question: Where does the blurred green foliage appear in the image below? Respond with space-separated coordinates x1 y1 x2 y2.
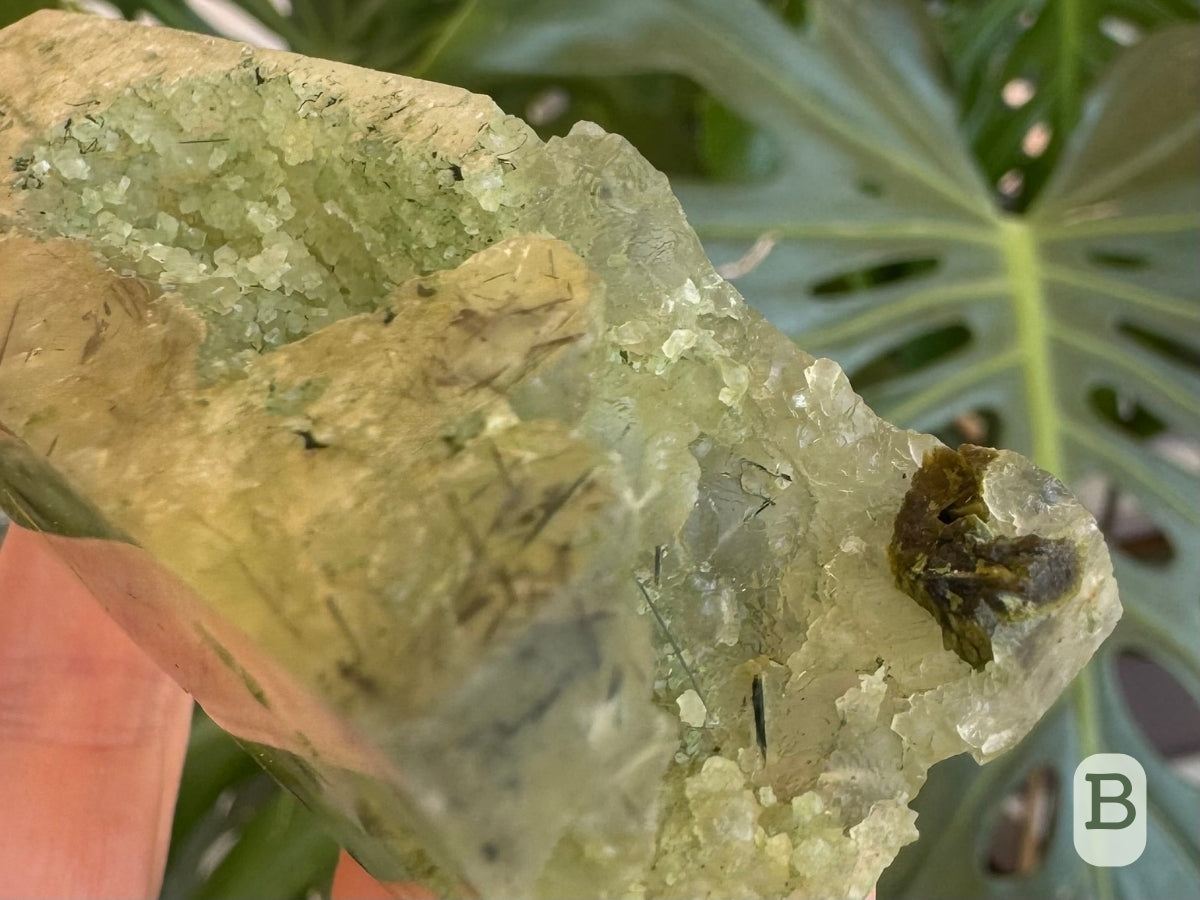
161 709 338 899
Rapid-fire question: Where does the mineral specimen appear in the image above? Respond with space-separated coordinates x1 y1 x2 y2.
0 11 1120 899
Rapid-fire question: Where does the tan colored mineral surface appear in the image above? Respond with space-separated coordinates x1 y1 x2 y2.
0 11 1120 898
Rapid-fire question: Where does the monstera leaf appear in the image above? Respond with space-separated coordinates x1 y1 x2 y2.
417 1 1200 897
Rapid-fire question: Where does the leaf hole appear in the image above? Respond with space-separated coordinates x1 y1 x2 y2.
934 408 1003 449
1100 15 1142 46
1089 480 1176 567
1117 651 1200 771
1149 433 1200 476
1001 77 1036 109
485 74 734 180
849 323 970 391
810 256 939 298
984 764 1059 876
696 93 782 182
1119 321 1200 373
184 0 287 50
1086 249 1151 271
1021 121 1052 158
524 86 570 127
1089 386 1167 439
997 168 1024 203
1089 387 1200 479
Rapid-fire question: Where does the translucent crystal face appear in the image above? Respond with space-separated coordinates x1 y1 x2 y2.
0 12 1120 899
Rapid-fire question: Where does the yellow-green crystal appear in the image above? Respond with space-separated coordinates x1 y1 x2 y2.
0 11 1121 898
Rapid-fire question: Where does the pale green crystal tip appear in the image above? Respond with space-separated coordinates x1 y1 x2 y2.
0 11 1120 899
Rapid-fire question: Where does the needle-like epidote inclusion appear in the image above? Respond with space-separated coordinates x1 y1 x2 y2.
0 11 1120 899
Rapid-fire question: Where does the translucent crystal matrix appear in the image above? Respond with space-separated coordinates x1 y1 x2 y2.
0 11 1120 899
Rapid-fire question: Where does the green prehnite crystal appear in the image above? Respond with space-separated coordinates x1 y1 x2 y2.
0 12 1121 899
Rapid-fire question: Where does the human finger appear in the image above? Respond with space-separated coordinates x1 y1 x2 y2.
0 525 193 898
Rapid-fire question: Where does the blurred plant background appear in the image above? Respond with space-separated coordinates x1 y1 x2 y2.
1 0 1196 897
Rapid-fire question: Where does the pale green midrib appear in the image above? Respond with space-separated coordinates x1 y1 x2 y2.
1072 673 1114 900
1000 217 1060 475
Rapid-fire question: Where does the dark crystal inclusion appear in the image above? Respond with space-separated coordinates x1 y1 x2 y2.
889 445 1081 670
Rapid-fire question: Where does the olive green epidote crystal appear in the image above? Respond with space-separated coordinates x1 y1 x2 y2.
0 11 1120 899
889 445 1082 670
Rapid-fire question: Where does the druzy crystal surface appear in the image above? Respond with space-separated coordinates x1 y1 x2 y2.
0 12 1120 898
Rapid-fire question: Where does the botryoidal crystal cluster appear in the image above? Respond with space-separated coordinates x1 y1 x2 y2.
0 12 1119 898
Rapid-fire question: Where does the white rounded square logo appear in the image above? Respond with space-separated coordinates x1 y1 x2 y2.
1073 753 1146 867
